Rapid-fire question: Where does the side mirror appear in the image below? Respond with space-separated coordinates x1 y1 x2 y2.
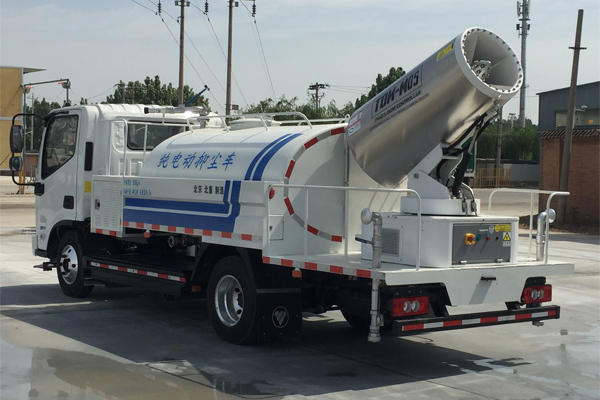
9 156 23 172
10 125 24 153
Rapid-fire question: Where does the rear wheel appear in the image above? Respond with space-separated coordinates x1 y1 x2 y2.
207 256 258 344
56 231 94 298
340 308 371 329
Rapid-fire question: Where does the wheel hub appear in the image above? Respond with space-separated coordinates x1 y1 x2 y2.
59 245 79 285
214 275 244 327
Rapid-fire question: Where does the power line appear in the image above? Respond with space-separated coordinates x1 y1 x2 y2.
327 85 368 95
195 3 248 109
239 1 276 100
184 30 226 95
129 0 156 14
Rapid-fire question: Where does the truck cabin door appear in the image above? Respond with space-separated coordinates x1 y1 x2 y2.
36 111 81 250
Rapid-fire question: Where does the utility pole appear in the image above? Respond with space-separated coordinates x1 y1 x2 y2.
226 0 235 119
175 1 190 106
557 9 585 223
307 82 329 112
60 79 71 106
224 0 255 121
516 0 530 127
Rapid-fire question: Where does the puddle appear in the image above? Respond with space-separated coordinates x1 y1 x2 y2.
0 341 247 400
148 360 281 398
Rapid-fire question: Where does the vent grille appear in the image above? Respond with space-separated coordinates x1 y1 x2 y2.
382 228 400 255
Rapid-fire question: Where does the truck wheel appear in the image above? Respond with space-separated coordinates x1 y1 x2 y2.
207 256 258 344
340 309 371 329
56 231 93 298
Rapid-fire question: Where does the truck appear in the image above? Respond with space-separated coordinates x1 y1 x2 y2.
9 27 573 344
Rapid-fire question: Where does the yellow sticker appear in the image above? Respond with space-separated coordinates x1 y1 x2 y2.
436 42 454 61
503 232 511 241
495 224 511 232
84 181 92 193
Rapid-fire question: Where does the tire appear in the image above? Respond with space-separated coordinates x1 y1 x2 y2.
207 256 258 344
340 308 371 329
56 231 94 298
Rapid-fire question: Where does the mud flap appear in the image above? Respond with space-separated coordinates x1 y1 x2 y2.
256 288 302 342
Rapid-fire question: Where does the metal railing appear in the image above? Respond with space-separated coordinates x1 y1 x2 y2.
110 117 199 177
487 188 570 263
200 112 349 132
264 184 423 271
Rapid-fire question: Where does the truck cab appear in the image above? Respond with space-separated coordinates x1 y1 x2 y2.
31 104 206 259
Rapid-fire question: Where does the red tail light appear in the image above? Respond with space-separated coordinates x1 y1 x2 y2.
522 285 552 304
393 296 429 317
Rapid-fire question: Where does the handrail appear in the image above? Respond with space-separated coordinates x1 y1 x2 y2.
200 112 315 131
110 118 196 177
264 184 422 271
487 188 570 261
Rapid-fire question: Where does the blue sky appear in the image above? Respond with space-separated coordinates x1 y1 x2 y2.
1 0 599 123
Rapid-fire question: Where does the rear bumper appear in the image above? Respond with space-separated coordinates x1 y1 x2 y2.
393 305 560 336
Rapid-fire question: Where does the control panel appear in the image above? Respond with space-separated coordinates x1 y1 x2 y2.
452 223 512 265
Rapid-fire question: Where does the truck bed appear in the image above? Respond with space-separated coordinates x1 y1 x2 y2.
263 252 574 306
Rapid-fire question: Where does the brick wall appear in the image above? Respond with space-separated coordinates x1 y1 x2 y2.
540 136 599 225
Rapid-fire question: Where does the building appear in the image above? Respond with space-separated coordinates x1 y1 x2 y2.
538 81 600 226
0 65 44 176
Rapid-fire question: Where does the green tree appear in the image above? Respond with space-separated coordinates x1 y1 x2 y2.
105 75 207 108
354 67 406 110
477 118 538 161
243 95 352 121
243 66 405 120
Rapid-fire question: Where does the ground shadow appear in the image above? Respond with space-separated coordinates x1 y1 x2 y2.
1 283 534 398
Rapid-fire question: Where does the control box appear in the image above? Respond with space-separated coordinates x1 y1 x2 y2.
360 214 519 268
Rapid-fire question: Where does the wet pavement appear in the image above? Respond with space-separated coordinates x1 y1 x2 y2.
1 181 599 399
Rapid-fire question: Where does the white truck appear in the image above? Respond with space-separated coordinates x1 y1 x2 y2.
10 28 573 344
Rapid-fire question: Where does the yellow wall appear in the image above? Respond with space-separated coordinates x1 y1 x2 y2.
0 67 24 170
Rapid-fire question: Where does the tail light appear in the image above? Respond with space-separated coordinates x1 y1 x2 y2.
393 296 429 317
522 285 552 304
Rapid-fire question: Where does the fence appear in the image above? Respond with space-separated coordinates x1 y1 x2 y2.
474 168 512 188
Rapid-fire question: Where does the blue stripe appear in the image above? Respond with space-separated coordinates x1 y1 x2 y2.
251 133 301 181
125 131 300 233
123 209 237 232
123 181 241 232
125 181 232 214
244 134 293 180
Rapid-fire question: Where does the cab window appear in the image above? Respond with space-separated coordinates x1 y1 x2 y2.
41 115 79 179
127 123 184 151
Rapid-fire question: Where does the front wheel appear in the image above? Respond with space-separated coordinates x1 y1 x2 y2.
207 256 258 344
56 231 93 298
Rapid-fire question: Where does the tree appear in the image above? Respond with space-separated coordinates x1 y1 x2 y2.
477 118 539 161
243 95 353 121
105 75 208 108
354 67 406 110
243 66 405 120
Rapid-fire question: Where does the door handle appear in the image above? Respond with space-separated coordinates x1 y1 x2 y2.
63 195 74 210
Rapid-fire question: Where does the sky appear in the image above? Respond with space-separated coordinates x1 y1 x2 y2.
1 0 599 124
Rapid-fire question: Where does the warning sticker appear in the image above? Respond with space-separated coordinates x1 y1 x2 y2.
495 224 512 233
503 232 511 247
436 42 454 61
